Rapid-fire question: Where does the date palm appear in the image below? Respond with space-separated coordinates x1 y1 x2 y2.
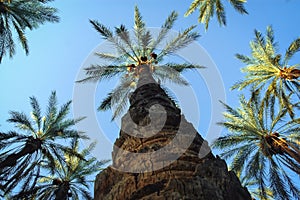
0 91 86 195
232 26 300 118
212 90 300 200
184 0 248 30
11 138 109 200
239 175 274 200
0 0 59 63
78 6 202 120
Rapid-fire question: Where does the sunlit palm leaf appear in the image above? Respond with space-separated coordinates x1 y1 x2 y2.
184 0 247 30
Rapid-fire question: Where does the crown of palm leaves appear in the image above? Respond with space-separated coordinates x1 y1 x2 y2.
10 138 109 200
232 25 300 118
212 90 300 200
78 6 203 120
0 91 87 196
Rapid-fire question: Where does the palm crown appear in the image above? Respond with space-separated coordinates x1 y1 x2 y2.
78 6 202 120
0 91 86 195
13 138 109 200
212 90 300 200
232 26 300 118
184 0 248 30
0 0 59 63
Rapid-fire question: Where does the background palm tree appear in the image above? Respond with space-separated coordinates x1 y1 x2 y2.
0 0 59 63
232 26 300 118
0 91 86 195
11 138 109 200
238 174 274 200
77 5 203 120
212 90 300 200
184 0 248 30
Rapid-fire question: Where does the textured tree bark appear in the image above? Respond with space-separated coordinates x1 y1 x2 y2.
94 65 251 200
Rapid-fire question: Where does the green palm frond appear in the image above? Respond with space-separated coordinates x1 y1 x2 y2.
98 93 113 111
148 11 178 52
153 65 189 86
184 0 247 30
134 5 145 52
158 25 199 59
0 0 59 63
284 38 300 65
228 0 247 14
166 63 205 72
77 65 125 83
89 19 113 39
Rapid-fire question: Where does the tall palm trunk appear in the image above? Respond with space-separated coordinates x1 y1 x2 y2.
94 64 251 199
0 137 42 169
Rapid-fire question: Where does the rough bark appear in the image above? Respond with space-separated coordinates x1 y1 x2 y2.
94 65 251 200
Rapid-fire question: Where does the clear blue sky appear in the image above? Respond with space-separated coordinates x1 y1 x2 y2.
0 0 300 193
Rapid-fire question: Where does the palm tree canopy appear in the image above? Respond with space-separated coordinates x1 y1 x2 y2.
184 0 248 30
12 138 109 200
78 6 203 120
0 0 59 63
232 26 300 118
212 90 300 200
0 91 87 195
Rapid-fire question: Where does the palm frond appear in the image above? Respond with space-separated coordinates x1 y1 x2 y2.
284 37 300 64
7 111 34 132
98 93 112 111
149 11 178 52
89 20 113 39
228 0 248 14
154 65 189 86
184 0 202 17
77 65 125 83
158 25 200 59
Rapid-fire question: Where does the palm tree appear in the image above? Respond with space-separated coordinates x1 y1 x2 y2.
239 175 274 200
77 6 203 120
0 91 86 195
184 0 248 30
212 90 300 200
232 26 300 118
10 138 109 200
0 0 59 63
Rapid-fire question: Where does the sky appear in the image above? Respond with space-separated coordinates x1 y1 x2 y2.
0 0 300 196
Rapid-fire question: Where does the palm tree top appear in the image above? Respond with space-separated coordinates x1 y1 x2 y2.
0 91 87 196
212 90 300 200
184 0 248 30
78 6 203 120
14 138 109 200
232 25 300 118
